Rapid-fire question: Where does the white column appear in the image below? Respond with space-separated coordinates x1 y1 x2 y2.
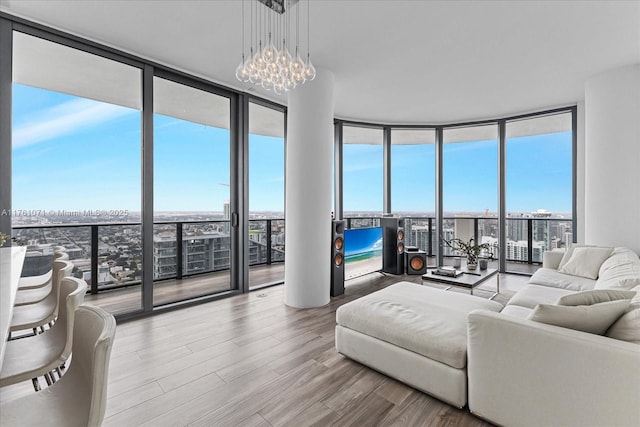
284 69 334 308
585 64 640 254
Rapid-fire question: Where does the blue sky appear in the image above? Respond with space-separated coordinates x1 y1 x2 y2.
344 133 572 214
11 84 572 216
12 84 284 214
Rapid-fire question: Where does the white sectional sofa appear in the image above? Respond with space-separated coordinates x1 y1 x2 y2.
336 245 640 426
468 246 640 426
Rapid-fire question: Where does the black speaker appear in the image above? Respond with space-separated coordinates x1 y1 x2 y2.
381 217 405 275
330 220 345 296
406 251 427 275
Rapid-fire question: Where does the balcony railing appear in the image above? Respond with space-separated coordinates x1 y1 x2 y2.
12 218 286 295
12 215 571 294
345 216 573 266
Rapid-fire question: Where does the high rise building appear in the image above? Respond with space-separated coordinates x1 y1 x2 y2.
507 218 526 242
153 231 268 279
223 200 230 220
410 225 430 252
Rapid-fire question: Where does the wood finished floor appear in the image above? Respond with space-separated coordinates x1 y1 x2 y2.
84 263 286 316
83 262 531 316
1 272 529 427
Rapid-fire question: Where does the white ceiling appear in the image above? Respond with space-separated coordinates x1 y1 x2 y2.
2 0 639 124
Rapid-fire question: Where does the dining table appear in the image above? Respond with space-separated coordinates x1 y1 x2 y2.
0 246 27 372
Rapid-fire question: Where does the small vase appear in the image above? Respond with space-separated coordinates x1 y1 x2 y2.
452 256 461 268
479 258 488 270
467 254 478 270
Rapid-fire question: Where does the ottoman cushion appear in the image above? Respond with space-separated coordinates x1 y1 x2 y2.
336 282 503 369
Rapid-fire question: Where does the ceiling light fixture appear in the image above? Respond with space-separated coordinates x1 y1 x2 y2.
236 0 315 94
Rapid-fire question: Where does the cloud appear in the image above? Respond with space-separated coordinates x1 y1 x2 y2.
12 145 55 161
13 98 136 149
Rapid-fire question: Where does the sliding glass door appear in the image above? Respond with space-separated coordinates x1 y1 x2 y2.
11 31 143 316
442 124 498 267
343 125 384 226
153 76 233 306
505 112 573 273
248 101 286 289
391 129 436 259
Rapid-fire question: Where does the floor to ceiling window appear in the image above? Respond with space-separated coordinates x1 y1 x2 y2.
442 124 498 266
505 112 573 273
248 101 285 289
391 129 436 257
11 31 143 316
1 16 579 326
342 125 383 227
153 76 232 306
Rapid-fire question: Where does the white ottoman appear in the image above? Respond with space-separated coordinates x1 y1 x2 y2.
335 282 503 407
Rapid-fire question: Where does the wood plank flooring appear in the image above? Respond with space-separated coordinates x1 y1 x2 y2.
1 272 528 426
84 263 285 315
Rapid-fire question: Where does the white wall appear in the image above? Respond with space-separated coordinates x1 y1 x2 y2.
584 64 640 254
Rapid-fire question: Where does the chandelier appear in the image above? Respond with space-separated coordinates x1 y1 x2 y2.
235 0 316 94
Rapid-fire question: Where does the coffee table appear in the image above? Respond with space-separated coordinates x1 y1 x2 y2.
422 267 499 299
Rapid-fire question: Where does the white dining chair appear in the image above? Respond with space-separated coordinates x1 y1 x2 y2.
16 250 66 291
54 251 69 261
0 304 116 427
17 268 53 291
9 260 73 334
0 277 87 388
14 252 70 306
14 279 53 307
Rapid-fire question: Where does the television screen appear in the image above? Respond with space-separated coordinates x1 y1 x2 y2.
344 227 383 280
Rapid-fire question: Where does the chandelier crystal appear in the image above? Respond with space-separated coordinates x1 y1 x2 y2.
236 0 315 94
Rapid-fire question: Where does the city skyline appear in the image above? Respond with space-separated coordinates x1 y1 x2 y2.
12 84 572 217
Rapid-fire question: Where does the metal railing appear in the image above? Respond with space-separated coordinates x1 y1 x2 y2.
12 218 285 294
344 215 573 266
12 215 571 294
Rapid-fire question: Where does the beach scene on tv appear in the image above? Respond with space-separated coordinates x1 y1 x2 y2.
344 227 383 280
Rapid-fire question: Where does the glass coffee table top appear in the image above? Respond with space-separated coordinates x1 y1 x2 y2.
422 267 499 298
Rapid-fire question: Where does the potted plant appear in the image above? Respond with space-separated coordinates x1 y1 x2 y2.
443 237 495 270
0 232 11 247
0 232 23 247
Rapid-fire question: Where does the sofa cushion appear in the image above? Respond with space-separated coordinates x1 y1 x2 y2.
335 282 502 369
606 307 640 344
507 284 575 309
600 247 640 273
558 244 598 270
528 300 630 335
528 268 596 291
557 289 637 306
500 305 533 319
558 247 613 279
594 247 640 289
596 277 640 291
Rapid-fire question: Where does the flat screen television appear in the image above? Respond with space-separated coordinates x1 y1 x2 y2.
344 226 383 280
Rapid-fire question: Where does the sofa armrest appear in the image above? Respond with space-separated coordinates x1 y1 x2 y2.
467 310 640 427
542 249 564 269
